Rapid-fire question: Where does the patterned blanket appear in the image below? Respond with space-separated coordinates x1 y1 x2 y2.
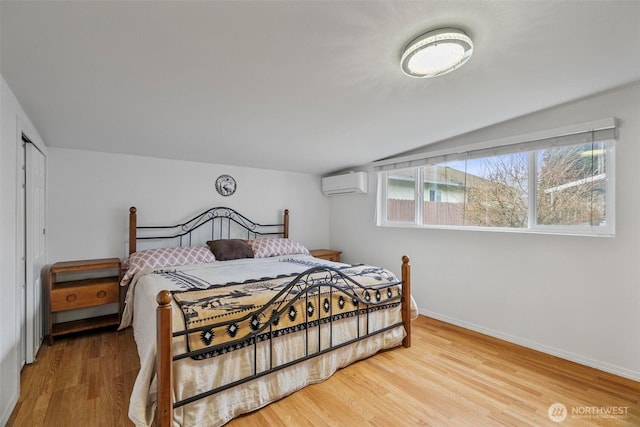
168 263 402 359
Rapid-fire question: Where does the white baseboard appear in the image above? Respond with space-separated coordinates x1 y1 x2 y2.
0 393 18 427
420 308 640 383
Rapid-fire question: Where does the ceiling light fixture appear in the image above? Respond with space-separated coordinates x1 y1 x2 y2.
400 27 473 78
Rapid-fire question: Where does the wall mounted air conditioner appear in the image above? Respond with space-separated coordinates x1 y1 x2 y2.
321 171 368 196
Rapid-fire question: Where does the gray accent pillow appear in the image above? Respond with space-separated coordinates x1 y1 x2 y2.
206 239 254 261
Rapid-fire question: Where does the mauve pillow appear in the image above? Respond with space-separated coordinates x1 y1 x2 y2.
206 239 254 261
120 246 215 286
247 238 309 258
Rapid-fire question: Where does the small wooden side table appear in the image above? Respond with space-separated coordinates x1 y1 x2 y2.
309 249 342 262
48 257 121 345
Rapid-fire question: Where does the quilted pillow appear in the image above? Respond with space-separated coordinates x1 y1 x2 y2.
247 238 309 258
121 246 215 285
206 239 254 261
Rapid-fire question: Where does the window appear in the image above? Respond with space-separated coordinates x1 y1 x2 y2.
376 122 615 236
422 161 467 225
536 143 607 228
463 153 529 228
427 189 442 202
386 170 416 223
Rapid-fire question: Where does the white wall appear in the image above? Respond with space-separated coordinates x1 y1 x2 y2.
0 75 47 426
329 83 640 381
47 148 330 262
47 149 331 323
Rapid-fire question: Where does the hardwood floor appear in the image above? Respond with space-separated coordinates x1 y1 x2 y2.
8 327 138 427
8 316 640 426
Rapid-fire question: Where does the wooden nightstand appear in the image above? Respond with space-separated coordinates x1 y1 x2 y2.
310 249 342 262
48 258 121 345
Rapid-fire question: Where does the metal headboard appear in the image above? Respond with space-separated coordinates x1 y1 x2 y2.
128 206 289 255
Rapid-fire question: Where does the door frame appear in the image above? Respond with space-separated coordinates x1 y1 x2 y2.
16 130 26 368
24 138 46 364
16 118 47 366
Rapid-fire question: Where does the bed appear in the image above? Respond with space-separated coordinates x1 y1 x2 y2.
120 206 415 427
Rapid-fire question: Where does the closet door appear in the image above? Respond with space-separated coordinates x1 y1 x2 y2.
25 142 46 363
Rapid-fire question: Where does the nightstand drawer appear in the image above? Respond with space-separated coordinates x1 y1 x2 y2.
50 278 119 312
321 253 340 262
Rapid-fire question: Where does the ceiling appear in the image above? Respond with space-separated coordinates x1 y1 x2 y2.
2 1 639 175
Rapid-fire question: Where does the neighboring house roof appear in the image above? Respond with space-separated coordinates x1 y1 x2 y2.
389 166 494 189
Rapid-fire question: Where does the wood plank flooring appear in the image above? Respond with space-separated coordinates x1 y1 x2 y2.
8 316 640 426
8 327 138 427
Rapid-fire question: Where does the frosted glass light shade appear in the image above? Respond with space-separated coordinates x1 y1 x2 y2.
400 28 473 78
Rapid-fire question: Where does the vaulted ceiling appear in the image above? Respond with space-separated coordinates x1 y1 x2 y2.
2 1 639 175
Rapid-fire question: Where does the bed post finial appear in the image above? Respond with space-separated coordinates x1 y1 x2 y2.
284 209 289 239
157 290 172 306
401 255 411 348
129 206 137 255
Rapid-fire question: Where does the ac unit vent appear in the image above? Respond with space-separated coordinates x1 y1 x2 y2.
321 172 368 196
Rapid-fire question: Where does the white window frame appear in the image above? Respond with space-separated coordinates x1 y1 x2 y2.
375 120 616 237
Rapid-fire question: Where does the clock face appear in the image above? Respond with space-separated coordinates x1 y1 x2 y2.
215 174 236 196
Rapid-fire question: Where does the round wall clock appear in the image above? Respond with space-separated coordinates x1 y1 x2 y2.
215 174 236 196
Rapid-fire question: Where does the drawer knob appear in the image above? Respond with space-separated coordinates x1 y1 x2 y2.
96 290 107 298
65 294 77 302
